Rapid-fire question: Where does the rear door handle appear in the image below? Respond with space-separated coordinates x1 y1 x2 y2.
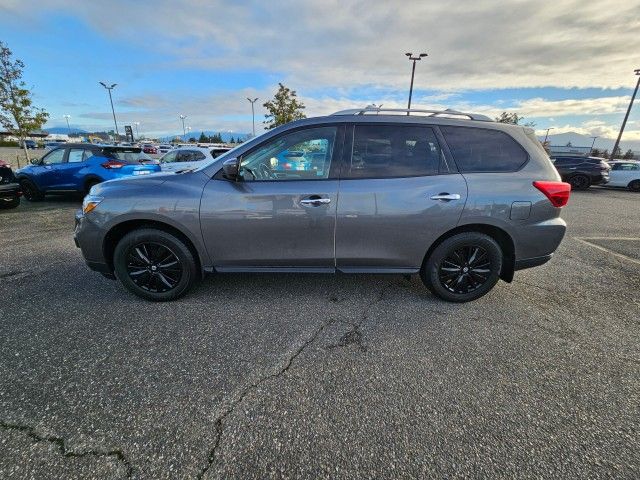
300 196 331 207
430 193 461 201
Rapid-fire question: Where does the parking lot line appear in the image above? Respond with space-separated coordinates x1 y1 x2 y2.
573 237 640 265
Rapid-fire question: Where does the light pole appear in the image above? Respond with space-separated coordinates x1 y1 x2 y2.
543 127 554 143
99 82 119 139
179 115 187 138
63 115 71 135
134 121 140 141
589 136 598 155
611 69 640 160
405 52 428 114
247 97 258 137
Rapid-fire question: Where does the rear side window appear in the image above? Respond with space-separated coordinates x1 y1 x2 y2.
102 148 151 163
346 125 443 178
440 126 528 172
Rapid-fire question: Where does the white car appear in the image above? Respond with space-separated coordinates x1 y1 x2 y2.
157 144 174 154
159 146 217 172
607 160 640 192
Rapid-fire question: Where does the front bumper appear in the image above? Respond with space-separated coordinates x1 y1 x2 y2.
74 210 112 275
0 182 21 199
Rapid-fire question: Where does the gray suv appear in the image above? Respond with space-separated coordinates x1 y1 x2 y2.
74 107 570 303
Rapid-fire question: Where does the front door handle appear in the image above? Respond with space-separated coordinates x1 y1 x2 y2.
300 196 331 207
430 193 461 201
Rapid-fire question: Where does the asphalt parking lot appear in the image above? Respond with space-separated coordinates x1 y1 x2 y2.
1 188 638 479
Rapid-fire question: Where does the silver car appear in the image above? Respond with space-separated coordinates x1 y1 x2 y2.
74 107 570 302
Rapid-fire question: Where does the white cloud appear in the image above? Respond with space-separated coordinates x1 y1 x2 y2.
8 0 640 91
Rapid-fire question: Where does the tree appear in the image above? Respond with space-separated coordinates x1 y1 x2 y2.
263 83 305 129
210 132 222 143
565 141 573 147
188 136 196 143
612 146 622 159
601 149 609 158
591 148 601 157
0 41 49 162
495 111 536 127
198 131 207 143
229 136 235 144
623 149 635 159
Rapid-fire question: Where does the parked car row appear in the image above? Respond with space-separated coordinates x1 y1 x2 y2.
550 154 640 192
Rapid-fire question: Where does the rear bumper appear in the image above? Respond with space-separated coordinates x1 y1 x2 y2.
515 254 553 271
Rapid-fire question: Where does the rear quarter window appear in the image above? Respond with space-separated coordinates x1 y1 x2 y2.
440 126 528 173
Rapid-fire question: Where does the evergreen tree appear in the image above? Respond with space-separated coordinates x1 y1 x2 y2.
263 83 306 129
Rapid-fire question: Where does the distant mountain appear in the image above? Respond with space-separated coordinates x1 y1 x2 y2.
539 131 640 153
159 131 251 142
45 126 88 134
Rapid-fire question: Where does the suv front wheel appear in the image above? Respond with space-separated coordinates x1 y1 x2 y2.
421 232 503 302
113 228 198 301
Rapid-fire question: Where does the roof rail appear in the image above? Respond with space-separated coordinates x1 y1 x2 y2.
331 106 493 122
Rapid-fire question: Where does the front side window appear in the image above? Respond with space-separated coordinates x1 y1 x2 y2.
346 125 442 179
441 126 528 172
41 148 65 165
178 150 206 162
240 126 337 181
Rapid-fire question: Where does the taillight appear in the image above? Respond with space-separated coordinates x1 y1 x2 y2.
101 160 126 169
533 181 571 207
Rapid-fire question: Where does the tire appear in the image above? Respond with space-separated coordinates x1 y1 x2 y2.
0 196 20 209
628 180 640 192
568 174 590 190
84 179 102 195
420 232 503 303
19 178 44 201
113 228 198 301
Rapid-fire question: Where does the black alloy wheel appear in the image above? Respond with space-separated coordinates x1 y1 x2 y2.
438 245 491 294
126 242 183 293
421 232 503 303
113 228 198 301
569 175 590 190
19 179 43 201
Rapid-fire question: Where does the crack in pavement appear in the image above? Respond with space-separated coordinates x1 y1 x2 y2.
195 317 335 479
0 420 133 479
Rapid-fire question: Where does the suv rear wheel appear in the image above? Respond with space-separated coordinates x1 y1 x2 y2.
421 232 503 302
568 174 590 190
113 228 198 301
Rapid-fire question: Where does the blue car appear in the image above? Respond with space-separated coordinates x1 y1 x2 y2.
16 143 160 200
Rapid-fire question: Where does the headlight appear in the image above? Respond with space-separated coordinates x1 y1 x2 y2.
82 195 103 214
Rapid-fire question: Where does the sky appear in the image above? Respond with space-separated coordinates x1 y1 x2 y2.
1 0 640 148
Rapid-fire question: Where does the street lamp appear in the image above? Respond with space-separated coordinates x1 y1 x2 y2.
179 114 187 138
589 136 598 155
611 69 640 160
99 82 119 139
134 121 140 141
543 127 554 143
405 52 428 114
247 97 258 137
63 115 71 135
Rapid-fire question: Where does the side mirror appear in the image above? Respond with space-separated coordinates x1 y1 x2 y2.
222 157 240 180
30 158 40 165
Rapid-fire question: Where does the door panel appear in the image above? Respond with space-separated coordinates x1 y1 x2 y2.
33 148 66 190
336 175 467 270
200 179 338 269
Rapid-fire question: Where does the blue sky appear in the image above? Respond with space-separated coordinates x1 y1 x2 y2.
2 0 640 148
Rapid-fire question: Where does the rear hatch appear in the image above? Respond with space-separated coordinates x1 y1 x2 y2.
100 147 161 174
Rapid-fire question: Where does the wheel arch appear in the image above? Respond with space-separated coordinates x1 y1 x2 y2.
83 175 104 193
422 223 516 282
103 219 203 278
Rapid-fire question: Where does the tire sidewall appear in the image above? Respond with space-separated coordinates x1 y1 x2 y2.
628 180 640 192
422 233 503 303
113 228 197 301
